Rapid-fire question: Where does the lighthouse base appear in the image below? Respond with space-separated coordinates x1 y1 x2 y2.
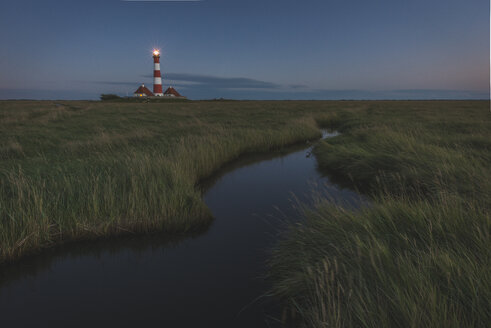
153 93 164 97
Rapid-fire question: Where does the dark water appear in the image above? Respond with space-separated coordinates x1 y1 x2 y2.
0 131 364 328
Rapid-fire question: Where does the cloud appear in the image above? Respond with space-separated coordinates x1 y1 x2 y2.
91 81 140 86
70 77 490 100
143 73 282 90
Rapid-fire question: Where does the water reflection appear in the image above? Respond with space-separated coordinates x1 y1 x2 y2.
0 230 209 290
0 131 365 328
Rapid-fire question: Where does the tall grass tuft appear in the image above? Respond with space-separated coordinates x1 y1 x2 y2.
270 100 491 327
270 193 490 327
0 100 323 262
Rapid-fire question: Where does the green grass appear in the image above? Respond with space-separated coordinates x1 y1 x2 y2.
0 100 332 262
1 100 489 327
269 101 490 327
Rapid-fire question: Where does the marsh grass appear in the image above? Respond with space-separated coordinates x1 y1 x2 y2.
271 194 490 327
1 100 489 326
270 101 491 327
0 100 329 262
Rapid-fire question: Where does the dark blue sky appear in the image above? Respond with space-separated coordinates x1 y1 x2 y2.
0 0 489 100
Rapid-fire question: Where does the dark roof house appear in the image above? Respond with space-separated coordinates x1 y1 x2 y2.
164 87 183 97
133 84 154 97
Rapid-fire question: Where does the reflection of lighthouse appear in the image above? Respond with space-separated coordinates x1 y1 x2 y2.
152 50 163 96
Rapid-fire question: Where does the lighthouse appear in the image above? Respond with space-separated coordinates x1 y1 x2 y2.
152 49 164 96
133 49 185 99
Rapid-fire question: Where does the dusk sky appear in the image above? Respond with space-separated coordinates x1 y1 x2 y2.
0 0 489 100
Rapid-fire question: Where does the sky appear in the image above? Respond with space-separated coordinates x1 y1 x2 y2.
0 0 489 100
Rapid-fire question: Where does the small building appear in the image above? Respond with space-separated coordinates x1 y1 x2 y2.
133 84 154 97
164 86 184 98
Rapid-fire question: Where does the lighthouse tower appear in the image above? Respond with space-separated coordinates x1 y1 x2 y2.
152 50 164 96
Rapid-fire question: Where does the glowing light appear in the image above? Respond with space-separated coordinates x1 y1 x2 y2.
153 49 160 56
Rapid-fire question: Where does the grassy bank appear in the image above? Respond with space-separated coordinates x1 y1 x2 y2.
0 100 333 263
269 101 490 327
2 100 489 326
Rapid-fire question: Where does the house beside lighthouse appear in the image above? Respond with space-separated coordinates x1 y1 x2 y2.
133 49 185 99
164 86 182 97
133 84 154 97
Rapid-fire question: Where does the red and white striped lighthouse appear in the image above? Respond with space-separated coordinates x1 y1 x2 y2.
152 50 163 96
